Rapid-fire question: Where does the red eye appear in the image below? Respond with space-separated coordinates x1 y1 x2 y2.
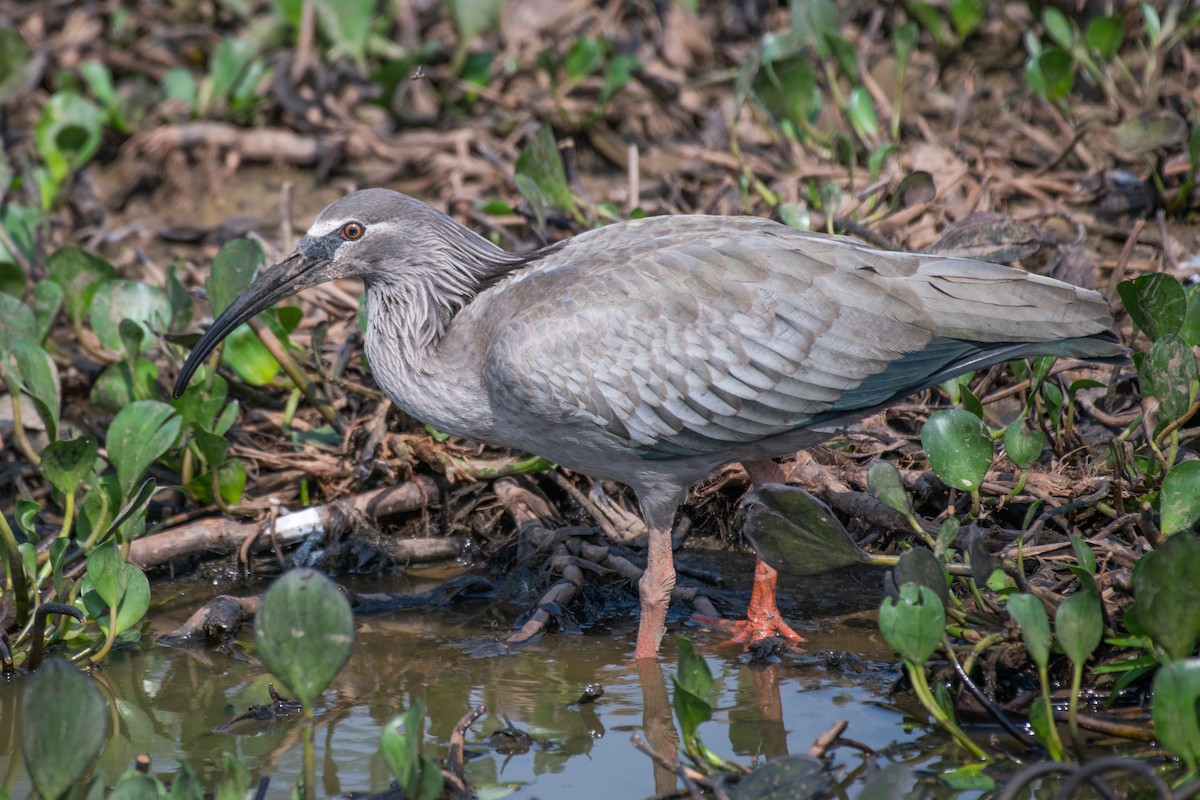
341 222 365 240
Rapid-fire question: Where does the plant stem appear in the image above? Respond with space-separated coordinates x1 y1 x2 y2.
302 708 317 800
905 660 990 760
0 510 31 627
1037 664 1067 760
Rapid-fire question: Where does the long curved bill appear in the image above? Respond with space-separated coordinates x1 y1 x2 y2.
172 247 329 398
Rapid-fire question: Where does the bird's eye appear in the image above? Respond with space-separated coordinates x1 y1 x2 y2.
340 222 366 240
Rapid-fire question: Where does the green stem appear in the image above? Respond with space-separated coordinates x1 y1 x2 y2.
1037 664 1067 760
905 660 990 760
0 510 31 627
302 708 317 800
1068 661 1084 759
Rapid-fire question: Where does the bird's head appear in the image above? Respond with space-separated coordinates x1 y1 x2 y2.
171 189 439 398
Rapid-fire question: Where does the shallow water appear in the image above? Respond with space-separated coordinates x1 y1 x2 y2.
0 564 956 799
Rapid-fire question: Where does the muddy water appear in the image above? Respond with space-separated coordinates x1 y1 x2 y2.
0 564 949 799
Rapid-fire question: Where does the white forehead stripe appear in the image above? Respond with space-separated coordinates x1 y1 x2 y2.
308 216 353 237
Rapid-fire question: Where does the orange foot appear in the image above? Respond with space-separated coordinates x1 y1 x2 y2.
692 559 806 648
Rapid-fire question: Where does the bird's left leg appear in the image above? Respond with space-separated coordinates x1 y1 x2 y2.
692 460 805 647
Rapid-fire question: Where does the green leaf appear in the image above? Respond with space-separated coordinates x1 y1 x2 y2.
1140 334 1197 423
380 702 444 800
1152 658 1200 771
7 338 60 440
187 459 247 506
166 762 203 800
21 659 109 800
1114 110 1190 152
1042 7 1076 49
89 358 160 414
253 568 355 709
448 0 502 41
893 21 919 68
1181 285 1200 348
162 68 197 111
220 321 280 386
892 547 949 609
207 239 264 319
940 762 994 790
1056 590 1102 668
1007 593 1051 670
1141 2 1161 44
47 246 117 327
208 37 258 103
108 774 161 800
107 400 181 499
948 0 985 39
41 435 99 496
0 287 35 344
1004 419 1046 469
89 279 171 354
1118 273 1186 342
1035 47 1075 101
35 91 105 173
741 484 865 575
1134 532 1200 661
1163 461 1200 536
515 126 575 215
32 280 63 342
847 86 879 140
879 583 944 665
565 36 605 82
921 409 993 492
0 26 38 105
729 755 831 799
868 460 913 517
1069 535 1097 575
1085 14 1125 59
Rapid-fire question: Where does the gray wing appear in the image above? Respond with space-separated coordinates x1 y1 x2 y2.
480 217 1116 459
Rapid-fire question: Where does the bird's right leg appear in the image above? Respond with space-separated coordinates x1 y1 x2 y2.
634 498 680 660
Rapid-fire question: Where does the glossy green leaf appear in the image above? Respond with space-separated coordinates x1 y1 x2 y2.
0 291 36 359
729 755 831 799
0 262 22 296
879 583 944 665
89 280 171 354
89 358 160 413
9 338 60 440
892 547 948 609
847 86 879 140
940 762 994 790
1003 419 1046 470
741 484 865 575
108 774 160 800
1007 593 1051 669
32 279 63 342
1085 14 1124 59
1162 461 1200 536
515 126 574 214
254 568 355 709
220 322 280 385
1140 334 1197 423
1152 658 1200 771
1035 47 1075 101
47 246 117 326
1041 7 1075 49
921 409 993 492
187 458 247 506
673 636 714 749
21 659 109 800
1133 531 1200 661
41 435 99 496
35 91 104 173
380 703 444 800
107 400 181 499
208 37 258 102
208 238 264 319
162 68 197 111
565 36 604 82
948 0 985 38
868 460 913 517
1119 273 1186 342
1069 535 1097 575
1056 590 1102 668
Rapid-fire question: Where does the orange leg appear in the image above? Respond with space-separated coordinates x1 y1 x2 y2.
692 460 806 648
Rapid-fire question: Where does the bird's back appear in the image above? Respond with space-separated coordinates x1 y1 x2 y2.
440 216 1121 483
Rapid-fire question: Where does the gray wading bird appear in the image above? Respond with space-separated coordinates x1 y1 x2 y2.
174 189 1125 660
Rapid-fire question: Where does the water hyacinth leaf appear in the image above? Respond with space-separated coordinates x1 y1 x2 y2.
1041 7 1075 49
1007 593 1051 669
1161 460 1200 536
167 762 202 800
87 539 128 610
565 36 604 82
165 265 192 331
941 762 994 791
47 245 117 326
448 0 502 42
208 37 258 103
40 435 99 496
675 635 713 700
0 292 36 358
1056 590 1103 668
1133 531 1200 661
879 583 944 665
90 358 159 414
380 702 444 800
1182 285 1200 348
948 0 985 39
32 279 63 342
109 774 160 800
741 484 864 575
847 86 879 140
187 458 247 506
893 21 918 67
89 280 171 354
0 261 22 295
99 564 150 637
891 547 948 609
0 26 39 104
208 238 264 318
1035 47 1074 101
936 516 960 557
1140 334 1197 423
254 568 355 709
107 400 181 499
824 33 858 82
220 322 280 385
1004 419 1046 469
1069 535 1097 575
868 460 912 517
752 53 820 131
1118 273 1186 342
35 91 104 173
729 755 831 800
1085 13 1124 59
10 338 60 440
921 409 993 492
21 659 109 800
1151 658 1200 772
